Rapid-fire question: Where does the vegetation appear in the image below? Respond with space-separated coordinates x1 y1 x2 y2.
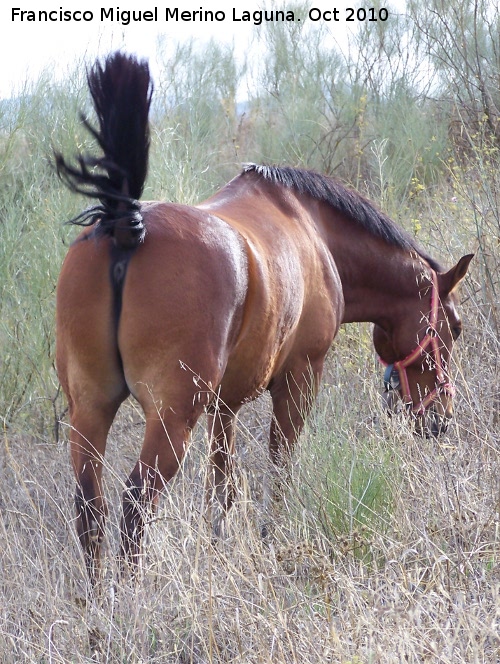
1 2 499 661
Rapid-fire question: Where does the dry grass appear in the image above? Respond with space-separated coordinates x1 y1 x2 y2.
1 297 499 663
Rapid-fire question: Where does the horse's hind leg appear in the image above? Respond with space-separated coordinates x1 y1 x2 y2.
69 398 123 587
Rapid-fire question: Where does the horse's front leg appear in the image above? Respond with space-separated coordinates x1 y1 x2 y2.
262 358 324 533
119 415 191 570
205 404 239 538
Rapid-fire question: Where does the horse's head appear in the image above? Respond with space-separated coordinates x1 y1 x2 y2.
373 254 473 436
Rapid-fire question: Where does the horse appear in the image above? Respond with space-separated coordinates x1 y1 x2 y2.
54 52 472 586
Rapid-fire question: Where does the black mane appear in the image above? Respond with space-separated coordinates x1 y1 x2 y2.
242 163 442 272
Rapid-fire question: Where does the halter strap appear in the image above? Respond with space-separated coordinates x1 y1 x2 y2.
381 271 455 415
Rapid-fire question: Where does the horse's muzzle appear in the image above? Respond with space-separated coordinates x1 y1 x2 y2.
415 408 451 438
382 363 452 437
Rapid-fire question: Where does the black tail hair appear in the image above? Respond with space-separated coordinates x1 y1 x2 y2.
54 51 153 248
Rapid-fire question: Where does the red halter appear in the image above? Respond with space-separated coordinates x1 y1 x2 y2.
381 272 455 416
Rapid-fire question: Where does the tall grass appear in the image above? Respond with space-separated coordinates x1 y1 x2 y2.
1 4 499 661
0 73 86 433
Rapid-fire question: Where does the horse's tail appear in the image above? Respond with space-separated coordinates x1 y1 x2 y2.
55 52 153 249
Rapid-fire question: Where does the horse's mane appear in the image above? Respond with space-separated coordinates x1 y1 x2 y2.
242 163 442 272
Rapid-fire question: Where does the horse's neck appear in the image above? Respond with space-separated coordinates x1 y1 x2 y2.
317 211 424 326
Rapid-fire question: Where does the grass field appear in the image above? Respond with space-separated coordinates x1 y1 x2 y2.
1 6 499 662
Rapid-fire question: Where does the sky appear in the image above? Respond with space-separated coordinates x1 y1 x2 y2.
1 1 406 99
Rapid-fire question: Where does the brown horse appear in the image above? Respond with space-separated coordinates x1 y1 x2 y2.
55 53 472 585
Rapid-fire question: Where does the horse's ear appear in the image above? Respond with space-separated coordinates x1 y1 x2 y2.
438 254 474 296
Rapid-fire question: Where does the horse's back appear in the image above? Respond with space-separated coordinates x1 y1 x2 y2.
198 181 344 395
120 201 341 413
57 195 343 420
